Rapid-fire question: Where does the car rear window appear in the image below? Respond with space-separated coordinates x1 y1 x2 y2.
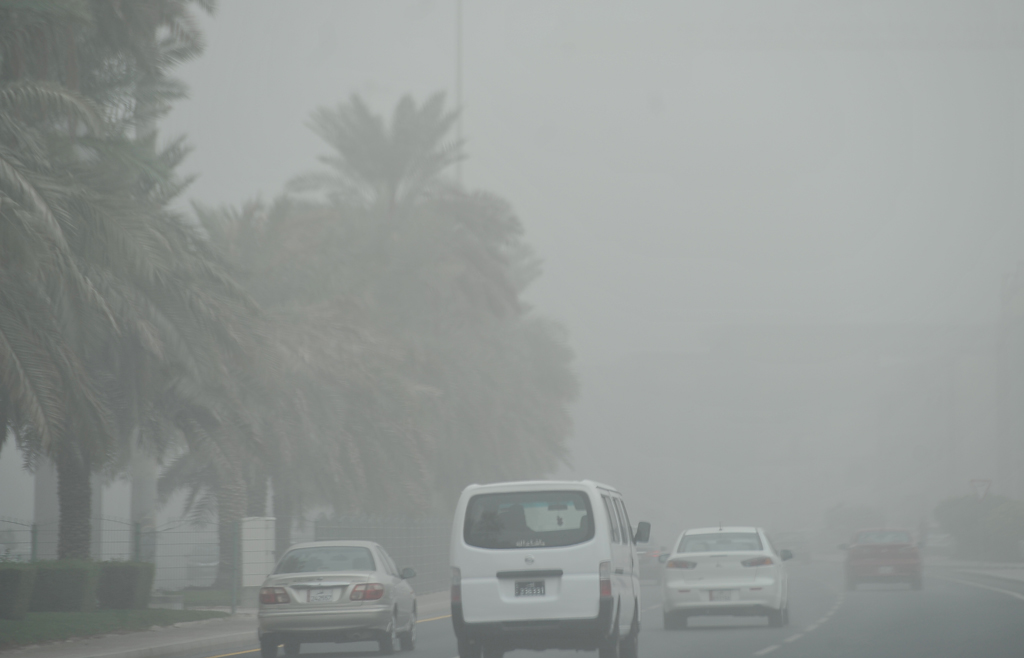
275 546 376 574
678 532 763 553
464 490 595 549
855 530 912 545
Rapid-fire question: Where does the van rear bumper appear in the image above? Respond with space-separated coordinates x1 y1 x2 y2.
451 599 615 651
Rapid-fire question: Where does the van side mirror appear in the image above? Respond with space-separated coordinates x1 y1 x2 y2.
780 549 793 561
633 521 651 544
400 567 416 579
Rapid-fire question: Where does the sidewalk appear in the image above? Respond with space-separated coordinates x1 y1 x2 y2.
925 556 1024 586
2 591 451 658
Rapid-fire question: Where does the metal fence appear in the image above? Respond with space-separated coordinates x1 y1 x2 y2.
1 514 451 601
315 516 451 595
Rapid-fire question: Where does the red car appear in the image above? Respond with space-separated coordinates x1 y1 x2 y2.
843 529 922 590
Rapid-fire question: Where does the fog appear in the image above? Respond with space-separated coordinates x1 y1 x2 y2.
149 0 1024 544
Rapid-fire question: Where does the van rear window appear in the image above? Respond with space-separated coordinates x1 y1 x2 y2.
464 491 595 549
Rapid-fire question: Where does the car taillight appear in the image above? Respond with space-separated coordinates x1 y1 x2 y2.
666 559 697 569
599 560 612 598
741 556 774 567
451 567 462 604
350 583 385 601
260 587 290 604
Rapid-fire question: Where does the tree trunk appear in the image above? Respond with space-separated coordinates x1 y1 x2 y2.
246 467 268 517
56 451 92 560
273 480 293 559
213 459 246 589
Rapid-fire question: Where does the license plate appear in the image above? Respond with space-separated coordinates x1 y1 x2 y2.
709 590 732 602
878 566 894 575
308 588 336 603
515 580 545 596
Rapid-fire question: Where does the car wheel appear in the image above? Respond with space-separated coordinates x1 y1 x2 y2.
768 609 784 628
283 640 300 657
399 607 416 651
457 639 481 658
378 615 398 655
260 638 278 658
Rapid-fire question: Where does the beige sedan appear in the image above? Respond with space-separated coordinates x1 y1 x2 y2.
258 540 417 657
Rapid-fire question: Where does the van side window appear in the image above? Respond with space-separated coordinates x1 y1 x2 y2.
602 495 620 544
613 498 629 545
618 499 635 545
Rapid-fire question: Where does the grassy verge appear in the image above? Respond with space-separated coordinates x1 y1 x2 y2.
0 609 229 650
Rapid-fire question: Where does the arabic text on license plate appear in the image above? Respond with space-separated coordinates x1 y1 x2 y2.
709 590 731 602
308 588 336 603
515 580 545 596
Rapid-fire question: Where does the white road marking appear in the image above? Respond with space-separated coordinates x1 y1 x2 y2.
753 645 780 656
805 623 819 632
783 633 802 643
938 576 1024 602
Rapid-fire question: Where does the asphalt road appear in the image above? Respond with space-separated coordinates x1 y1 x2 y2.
190 563 1024 658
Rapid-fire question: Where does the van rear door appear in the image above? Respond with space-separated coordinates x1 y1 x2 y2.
458 489 602 623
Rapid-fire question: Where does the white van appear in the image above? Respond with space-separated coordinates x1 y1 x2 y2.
450 480 651 658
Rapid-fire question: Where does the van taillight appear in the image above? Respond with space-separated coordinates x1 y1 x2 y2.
599 561 612 598
451 567 462 604
260 587 290 604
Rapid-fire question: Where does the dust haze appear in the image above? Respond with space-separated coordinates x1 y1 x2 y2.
147 0 1024 548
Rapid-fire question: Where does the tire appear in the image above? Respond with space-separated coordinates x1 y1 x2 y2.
482 645 504 658
768 609 784 628
378 615 398 655
283 640 300 657
260 639 278 658
399 607 416 651
663 612 685 630
457 639 481 658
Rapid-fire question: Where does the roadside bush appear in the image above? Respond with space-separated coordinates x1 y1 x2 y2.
98 562 155 609
29 561 100 612
0 564 36 619
934 495 1024 561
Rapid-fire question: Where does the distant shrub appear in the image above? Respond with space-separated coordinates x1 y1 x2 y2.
29 560 100 612
0 564 36 619
97 562 155 609
934 495 1024 561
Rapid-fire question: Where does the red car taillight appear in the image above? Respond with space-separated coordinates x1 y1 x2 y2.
741 556 774 567
451 567 462 604
350 583 385 600
666 559 697 569
599 561 613 598
260 587 290 604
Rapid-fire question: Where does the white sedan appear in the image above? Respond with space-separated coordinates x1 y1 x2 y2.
661 526 791 629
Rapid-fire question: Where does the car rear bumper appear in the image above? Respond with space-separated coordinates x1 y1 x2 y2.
663 579 782 614
451 598 615 650
846 564 920 582
258 604 392 642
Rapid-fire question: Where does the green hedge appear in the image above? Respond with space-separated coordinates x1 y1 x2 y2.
29 561 100 612
0 564 36 620
97 562 155 609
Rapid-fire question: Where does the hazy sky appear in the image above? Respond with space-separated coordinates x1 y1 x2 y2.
164 0 1024 364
